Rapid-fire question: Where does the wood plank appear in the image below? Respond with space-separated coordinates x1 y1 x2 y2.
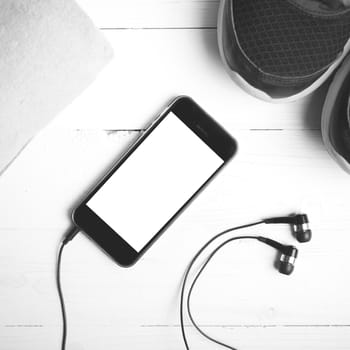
1 128 349 347
1 224 350 349
1 226 350 350
1 225 350 325
76 0 219 29
0 128 347 229
52 29 324 131
2 1 347 349
2 322 349 350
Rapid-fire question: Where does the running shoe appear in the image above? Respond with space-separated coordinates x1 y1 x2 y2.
322 53 350 174
218 0 350 102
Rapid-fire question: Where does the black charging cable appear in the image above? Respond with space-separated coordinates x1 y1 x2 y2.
179 221 264 350
56 226 80 350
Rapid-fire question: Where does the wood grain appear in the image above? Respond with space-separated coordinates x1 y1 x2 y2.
1 129 349 349
53 29 324 131
77 0 219 28
1 0 349 349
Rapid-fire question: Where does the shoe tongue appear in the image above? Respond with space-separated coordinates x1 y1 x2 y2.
292 0 350 14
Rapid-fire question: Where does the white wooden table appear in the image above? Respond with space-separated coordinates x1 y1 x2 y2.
1 1 350 349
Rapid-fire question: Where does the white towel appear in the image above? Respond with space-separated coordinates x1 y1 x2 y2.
0 0 113 174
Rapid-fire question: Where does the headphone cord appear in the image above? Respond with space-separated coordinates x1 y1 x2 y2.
56 227 80 350
58 222 263 350
180 221 264 350
186 236 261 350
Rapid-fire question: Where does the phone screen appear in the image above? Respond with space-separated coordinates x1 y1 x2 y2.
86 112 224 252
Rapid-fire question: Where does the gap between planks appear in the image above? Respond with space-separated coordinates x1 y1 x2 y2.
140 324 350 328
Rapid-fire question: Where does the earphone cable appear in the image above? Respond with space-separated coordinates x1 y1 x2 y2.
186 236 260 350
56 226 80 350
180 221 263 350
57 241 68 350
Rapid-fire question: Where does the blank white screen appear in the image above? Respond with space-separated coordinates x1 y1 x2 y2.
87 112 224 252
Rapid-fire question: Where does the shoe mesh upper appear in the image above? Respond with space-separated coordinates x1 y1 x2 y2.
233 0 350 77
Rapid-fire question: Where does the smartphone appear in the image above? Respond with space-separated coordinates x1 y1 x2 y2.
72 96 237 267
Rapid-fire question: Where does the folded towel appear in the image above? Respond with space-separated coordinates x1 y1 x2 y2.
0 0 113 174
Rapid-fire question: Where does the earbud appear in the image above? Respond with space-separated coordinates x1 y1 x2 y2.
278 245 298 275
258 237 298 275
292 214 312 243
264 214 312 243
181 224 307 350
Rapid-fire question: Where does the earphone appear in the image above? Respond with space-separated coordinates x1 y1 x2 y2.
264 213 311 243
180 213 311 350
57 213 312 350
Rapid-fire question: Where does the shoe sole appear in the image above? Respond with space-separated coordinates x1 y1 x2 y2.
321 54 350 174
217 0 350 103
